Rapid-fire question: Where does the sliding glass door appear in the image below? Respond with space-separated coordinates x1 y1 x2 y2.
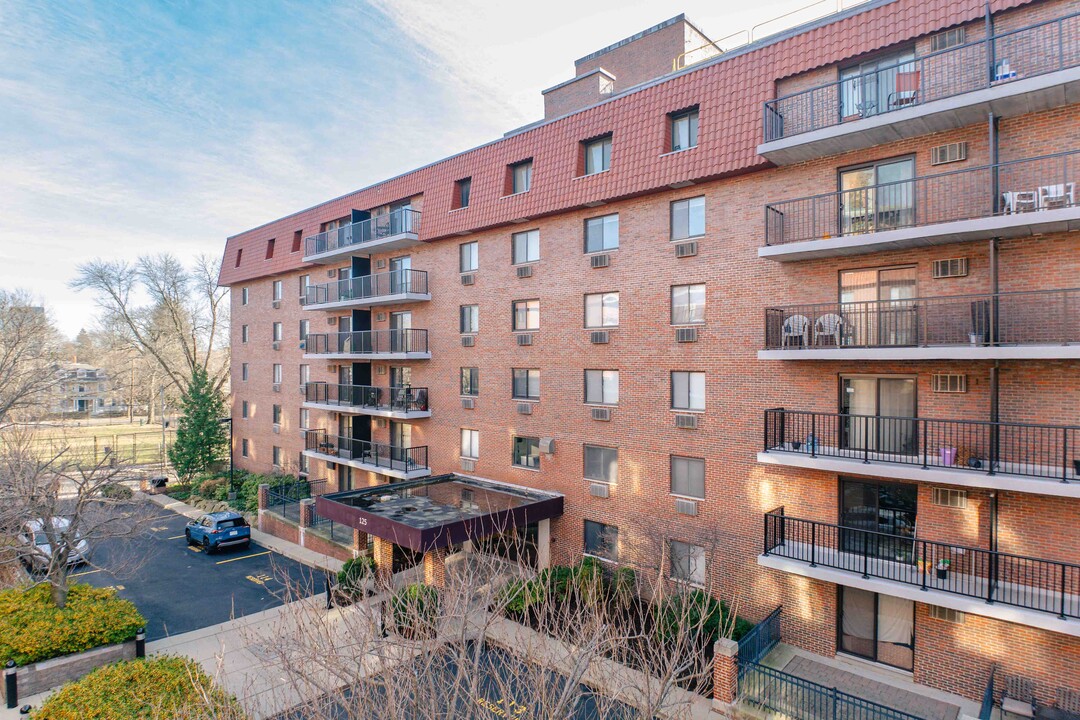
839 157 915 237
841 376 916 455
840 478 917 562
839 587 914 671
840 266 918 346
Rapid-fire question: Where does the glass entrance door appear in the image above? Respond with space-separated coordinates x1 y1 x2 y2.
390 311 412 353
840 266 918 346
389 256 411 294
839 587 914 671
390 421 411 468
841 376 916 455
840 49 916 118
839 158 915 236
840 479 917 561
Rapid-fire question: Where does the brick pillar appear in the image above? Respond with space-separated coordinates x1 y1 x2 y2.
372 536 395 582
257 483 269 533
423 547 448 588
352 528 369 556
299 498 314 528
713 637 739 705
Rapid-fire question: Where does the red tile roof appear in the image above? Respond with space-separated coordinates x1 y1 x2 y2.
218 0 1032 286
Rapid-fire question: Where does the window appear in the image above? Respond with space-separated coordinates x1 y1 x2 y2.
512 230 540 264
272 322 283 342
299 408 309 430
584 369 619 405
670 196 705 240
298 452 308 474
299 274 309 295
671 456 705 498
299 319 309 341
512 369 540 400
299 364 309 386
272 446 282 467
235 248 242 267
241 439 249 457
272 280 283 301
671 371 705 411
584 445 617 484
670 540 705 584
460 305 479 334
272 364 282 384
513 436 540 469
291 230 302 253
583 135 612 175
461 367 479 396
510 160 533 194
265 238 276 259
671 284 705 325
241 363 249 382
460 241 479 273
241 325 249 344
584 214 619 253
272 404 282 426
456 177 472 209
512 299 539 331
584 292 618 328
460 429 479 459
583 520 618 562
670 108 699 152
241 287 249 305
241 400 249 419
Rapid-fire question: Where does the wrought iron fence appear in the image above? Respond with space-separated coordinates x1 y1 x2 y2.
303 208 420 257
266 478 327 523
304 328 429 356
304 429 429 472
764 150 1080 246
764 288 1080 349
763 510 1080 620
309 505 353 547
304 383 429 413
763 408 1080 483
738 661 925 720
979 666 996 720
737 606 782 669
763 11 1080 141
303 269 428 306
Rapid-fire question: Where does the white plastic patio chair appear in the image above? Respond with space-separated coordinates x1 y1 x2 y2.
1038 183 1076 209
815 313 845 346
782 315 811 347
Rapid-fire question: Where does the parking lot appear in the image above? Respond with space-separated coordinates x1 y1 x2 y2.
72 505 317 640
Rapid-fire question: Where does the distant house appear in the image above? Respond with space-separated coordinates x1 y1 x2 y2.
50 363 125 417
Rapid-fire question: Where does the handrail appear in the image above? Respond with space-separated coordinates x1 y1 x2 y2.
304 328 429 356
737 606 782 668
304 383 429 412
304 269 428 307
303 207 420 258
304 429 429 472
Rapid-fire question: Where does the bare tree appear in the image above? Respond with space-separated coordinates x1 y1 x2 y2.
0 290 62 426
0 427 155 608
70 254 229 395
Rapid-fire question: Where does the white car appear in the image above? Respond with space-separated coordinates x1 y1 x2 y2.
17 518 90 573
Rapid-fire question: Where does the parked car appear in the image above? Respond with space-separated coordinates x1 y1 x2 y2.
185 512 250 554
16 518 90 572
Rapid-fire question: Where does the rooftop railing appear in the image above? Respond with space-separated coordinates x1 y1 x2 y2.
304 329 428 356
303 269 428 307
764 508 1080 620
303 207 420 258
763 408 1080 484
764 150 1080 246
304 383 429 413
764 288 1080 350
763 11 1080 142
304 429 428 473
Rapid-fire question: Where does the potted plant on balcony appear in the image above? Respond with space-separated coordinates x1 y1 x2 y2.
935 558 951 580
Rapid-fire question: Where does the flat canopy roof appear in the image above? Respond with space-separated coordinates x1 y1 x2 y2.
314 474 564 552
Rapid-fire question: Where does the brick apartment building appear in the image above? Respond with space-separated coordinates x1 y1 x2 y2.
219 0 1080 710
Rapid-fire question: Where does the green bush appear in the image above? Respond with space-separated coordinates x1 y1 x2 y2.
99 483 133 500
654 589 754 644
233 472 297 513
35 656 244 720
0 584 144 665
391 583 440 637
337 555 376 594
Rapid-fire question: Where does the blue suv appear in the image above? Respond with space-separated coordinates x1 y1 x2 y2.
185 512 251 554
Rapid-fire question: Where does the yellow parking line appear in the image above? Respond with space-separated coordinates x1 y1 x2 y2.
215 551 270 565
166 534 186 540
70 568 104 578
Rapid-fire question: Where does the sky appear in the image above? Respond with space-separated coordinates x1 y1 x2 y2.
0 0 863 337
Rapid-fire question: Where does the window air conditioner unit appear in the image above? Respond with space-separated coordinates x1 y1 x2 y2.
516 333 533 346
272 301 282 309
675 414 698 429
516 265 534 278
376 259 387 269
517 403 533 415
272 342 281 351
588 482 610 498
376 365 387 375
461 335 475 347
674 241 698 258
328 316 337 325
272 384 281 393
375 418 387 428
590 254 610 269
460 458 476 472
461 274 475 286
539 437 555 454
676 327 699 343
590 331 609 344
591 407 611 421
462 397 475 409
327 364 338 372
675 498 698 516
272 425 280 434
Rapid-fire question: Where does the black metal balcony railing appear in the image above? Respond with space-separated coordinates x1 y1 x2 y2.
763 408 1080 483
304 429 428 472
303 269 428 306
304 329 428 356
764 150 1080 246
764 509 1080 620
764 288 1080 350
304 383 429 413
763 11 1080 142
303 207 421 257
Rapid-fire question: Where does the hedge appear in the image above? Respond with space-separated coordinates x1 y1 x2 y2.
0 584 144 665
34 656 244 720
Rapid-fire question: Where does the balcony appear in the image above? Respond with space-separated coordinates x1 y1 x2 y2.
303 269 430 310
302 382 431 419
758 12 1080 164
759 509 1080 637
303 329 430 360
760 289 1080 360
761 151 1080 261
759 408 1080 498
302 208 421 264
302 429 430 480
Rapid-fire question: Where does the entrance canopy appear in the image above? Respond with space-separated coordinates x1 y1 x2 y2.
314 474 563 552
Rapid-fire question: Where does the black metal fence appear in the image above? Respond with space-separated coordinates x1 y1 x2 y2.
304 383 429 413
304 328 429 356
309 504 353 547
738 661 925 720
764 150 1080 246
304 429 429 472
304 207 420 257
737 606 782 669
764 288 1080 349
303 269 428 306
763 510 1080 620
979 667 996 720
266 478 327 523
763 408 1080 483
763 11 1080 141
